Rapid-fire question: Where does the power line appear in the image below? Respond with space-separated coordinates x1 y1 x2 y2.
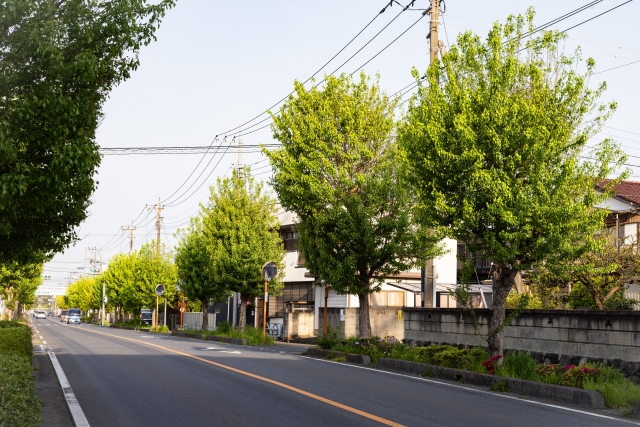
161 1 398 206
593 58 640 75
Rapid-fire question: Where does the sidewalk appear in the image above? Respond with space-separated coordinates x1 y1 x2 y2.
31 325 74 426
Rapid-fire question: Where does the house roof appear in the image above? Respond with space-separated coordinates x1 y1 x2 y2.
598 179 640 206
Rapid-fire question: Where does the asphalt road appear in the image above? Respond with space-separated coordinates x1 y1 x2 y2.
33 319 637 427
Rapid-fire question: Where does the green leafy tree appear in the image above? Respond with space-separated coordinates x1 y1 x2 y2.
533 234 640 310
0 262 42 319
55 295 68 310
65 276 101 315
267 73 442 337
0 0 175 264
101 242 177 320
176 217 230 331
202 170 284 330
398 10 627 356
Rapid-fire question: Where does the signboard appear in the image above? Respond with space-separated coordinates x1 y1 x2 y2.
155 284 165 296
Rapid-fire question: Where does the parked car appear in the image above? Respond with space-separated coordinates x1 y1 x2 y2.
141 309 152 325
67 308 81 325
36 311 46 319
60 310 69 322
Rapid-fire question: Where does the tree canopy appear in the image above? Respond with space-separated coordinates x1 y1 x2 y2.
201 170 284 329
175 216 230 331
101 242 177 318
267 73 442 337
0 0 174 264
398 10 627 356
0 262 42 319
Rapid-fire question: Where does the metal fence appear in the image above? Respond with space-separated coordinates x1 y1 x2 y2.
182 312 217 331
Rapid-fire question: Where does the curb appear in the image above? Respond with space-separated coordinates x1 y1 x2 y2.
171 331 248 345
305 348 371 365
376 358 604 409
304 349 604 409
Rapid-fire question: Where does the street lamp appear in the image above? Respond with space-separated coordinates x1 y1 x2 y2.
261 262 278 341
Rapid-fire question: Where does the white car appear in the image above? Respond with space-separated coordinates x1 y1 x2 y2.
36 311 46 319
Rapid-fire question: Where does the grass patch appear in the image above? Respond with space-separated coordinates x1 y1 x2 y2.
490 379 510 393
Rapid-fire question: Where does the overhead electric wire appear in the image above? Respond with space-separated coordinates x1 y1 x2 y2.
593 58 640 75
161 2 396 205
164 140 235 208
559 0 633 35
224 2 416 139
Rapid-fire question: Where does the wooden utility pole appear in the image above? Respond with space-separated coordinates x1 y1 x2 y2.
236 137 243 176
429 0 440 64
147 198 164 257
121 221 136 255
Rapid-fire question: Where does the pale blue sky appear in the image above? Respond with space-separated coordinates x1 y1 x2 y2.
42 0 640 285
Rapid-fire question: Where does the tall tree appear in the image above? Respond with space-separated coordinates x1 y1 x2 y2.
267 73 442 337
101 242 177 319
0 0 174 264
65 276 101 315
176 217 230 331
399 9 627 356
202 170 284 330
0 262 43 319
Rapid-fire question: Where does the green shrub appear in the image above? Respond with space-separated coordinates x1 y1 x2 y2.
316 326 340 350
216 321 233 335
0 354 41 426
0 325 32 358
412 345 487 372
501 352 539 381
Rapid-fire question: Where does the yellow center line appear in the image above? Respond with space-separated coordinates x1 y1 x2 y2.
80 327 404 427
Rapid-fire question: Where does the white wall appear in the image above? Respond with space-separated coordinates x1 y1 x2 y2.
595 196 633 212
434 238 458 286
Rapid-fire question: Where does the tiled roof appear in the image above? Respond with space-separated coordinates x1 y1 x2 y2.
598 179 640 205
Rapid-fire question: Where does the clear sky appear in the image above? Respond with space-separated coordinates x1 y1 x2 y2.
41 0 640 287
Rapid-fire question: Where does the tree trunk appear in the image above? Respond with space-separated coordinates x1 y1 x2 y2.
357 293 372 337
201 299 209 332
238 294 247 330
487 264 518 358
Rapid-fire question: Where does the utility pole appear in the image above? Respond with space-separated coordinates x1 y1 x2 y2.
121 221 136 255
236 137 243 176
429 0 440 64
147 198 164 257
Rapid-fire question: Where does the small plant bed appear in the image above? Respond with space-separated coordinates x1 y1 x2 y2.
316 334 640 412
0 320 41 426
176 322 274 346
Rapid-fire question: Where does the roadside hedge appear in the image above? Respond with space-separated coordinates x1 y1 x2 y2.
0 323 32 358
0 354 42 426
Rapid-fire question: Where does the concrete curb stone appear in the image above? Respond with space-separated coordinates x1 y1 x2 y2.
305 347 371 365
376 358 604 409
633 401 640 419
303 348 603 409
171 331 248 345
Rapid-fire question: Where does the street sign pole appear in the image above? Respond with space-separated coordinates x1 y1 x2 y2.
261 262 278 342
154 284 165 332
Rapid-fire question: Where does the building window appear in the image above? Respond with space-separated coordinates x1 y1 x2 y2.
297 251 305 266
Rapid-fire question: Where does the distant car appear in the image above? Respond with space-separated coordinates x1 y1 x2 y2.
141 309 152 325
60 310 69 322
67 308 81 325
36 311 46 319
48 311 55 316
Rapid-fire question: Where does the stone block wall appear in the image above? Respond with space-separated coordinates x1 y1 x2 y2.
324 308 404 339
404 308 640 381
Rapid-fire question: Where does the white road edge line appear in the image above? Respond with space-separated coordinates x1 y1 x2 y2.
48 351 91 427
301 356 640 426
